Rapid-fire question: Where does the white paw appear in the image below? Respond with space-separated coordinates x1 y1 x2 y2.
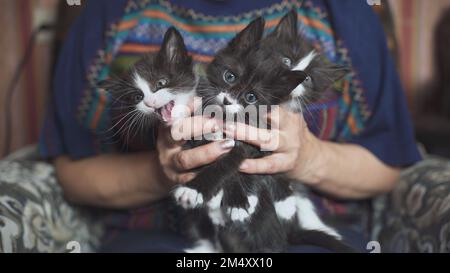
295 195 342 240
275 196 297 220
208 207 226 226
205 190 226 226
173 186 203 209
227 207 251 222
226 195 258 222
207 190 224 209
184 239 219 253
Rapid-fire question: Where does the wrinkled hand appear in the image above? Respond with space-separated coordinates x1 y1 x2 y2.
224 107 322 180
156 103 234 185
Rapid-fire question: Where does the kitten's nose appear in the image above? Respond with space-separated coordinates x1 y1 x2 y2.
144 98 156 108
223 97 232 105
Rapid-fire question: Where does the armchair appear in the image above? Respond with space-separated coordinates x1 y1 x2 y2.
1 146 449 252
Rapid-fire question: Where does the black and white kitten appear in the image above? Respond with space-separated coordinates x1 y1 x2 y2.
261 12 352 251
261 10 351 243
173 17 354 253
263 10 348 112
99 27 196 142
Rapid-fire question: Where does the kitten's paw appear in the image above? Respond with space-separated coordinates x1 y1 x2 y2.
226 195 258 222
275 196 297 220
173 186 204 209
207 189 224 210
184 239 220 253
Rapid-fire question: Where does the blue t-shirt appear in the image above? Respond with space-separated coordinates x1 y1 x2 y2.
39 0 421 235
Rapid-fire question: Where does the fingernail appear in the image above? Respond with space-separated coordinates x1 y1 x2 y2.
240 162 248 170
221 139 235 149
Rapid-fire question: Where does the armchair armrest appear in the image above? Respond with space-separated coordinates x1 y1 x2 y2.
377 158 450 253
0 159 103 253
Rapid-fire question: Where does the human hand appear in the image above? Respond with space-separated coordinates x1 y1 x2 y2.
224 106 323 182
156 100 235 185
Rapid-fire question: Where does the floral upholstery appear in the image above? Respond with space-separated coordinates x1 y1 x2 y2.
0 160 103 253
378 158 450 253
0 155 449 253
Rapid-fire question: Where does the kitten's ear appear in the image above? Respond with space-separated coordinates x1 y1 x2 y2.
160 27 190 65
228 17 265 51
271 10 298 40
309 56 349 93
280 70 308 94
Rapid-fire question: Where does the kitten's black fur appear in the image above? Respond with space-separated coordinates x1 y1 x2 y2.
175 16 355 253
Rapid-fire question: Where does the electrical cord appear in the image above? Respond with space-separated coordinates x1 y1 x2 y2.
2 24 55 158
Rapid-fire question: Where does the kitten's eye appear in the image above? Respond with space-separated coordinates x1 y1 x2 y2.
244 92 257 104
134 93 144 102
156 79 168 88
282 57 292 67
304 76 311 82
223 70 237 84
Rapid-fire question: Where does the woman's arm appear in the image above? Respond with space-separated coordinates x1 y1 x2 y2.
227 107 400 200
54 152 170 209
289 136 400 199
54 116 229 208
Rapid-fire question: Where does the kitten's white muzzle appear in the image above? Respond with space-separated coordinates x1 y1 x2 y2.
217 92 243 114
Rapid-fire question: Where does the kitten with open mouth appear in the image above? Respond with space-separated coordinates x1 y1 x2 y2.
99 26 196 142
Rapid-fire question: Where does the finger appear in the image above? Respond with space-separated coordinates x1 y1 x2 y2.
157 124 184 148
163 170 181 187
239 153 294 174
173 139 234 171
164 170 195 185
176 172 197 184
270 108 306 132
266 106 293 129
224 122 281 151
171 116 221 142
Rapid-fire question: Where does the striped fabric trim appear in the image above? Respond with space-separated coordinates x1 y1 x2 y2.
77 0 370 149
